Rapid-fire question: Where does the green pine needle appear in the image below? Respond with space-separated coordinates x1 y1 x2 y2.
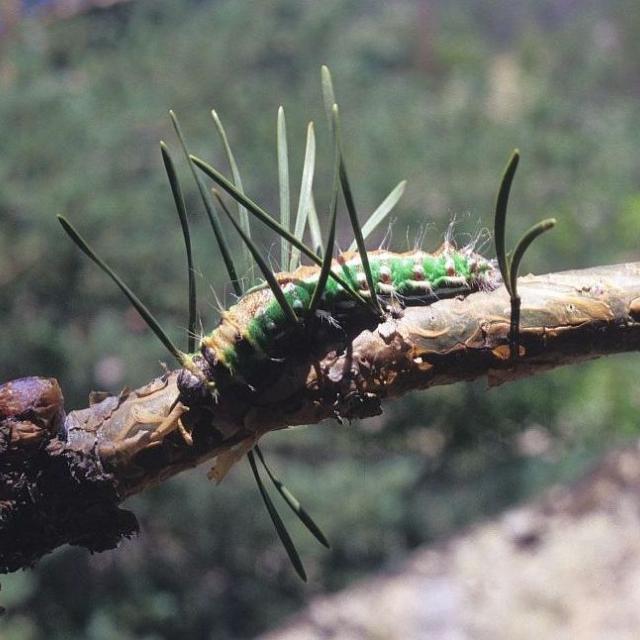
58 215 187 366
160 141 197 353
211 109 252 280
277 106 291 269
494 150 520 297
348 180 407 252
169 110 242 297
509 218 556 295
247 450 307 582
492 150 555 359
333 104 384 317
309 113 340 315
307 193 323 257
255 445 330 549
320 69 384 317
321 65 337 131
290 122 317 271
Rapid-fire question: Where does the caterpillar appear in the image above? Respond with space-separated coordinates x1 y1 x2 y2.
178 244 501 401
58 66 544 581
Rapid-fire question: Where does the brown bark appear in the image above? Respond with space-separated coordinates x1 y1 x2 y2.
2 261 640 572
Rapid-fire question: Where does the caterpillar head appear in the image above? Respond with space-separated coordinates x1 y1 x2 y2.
177 353 217 404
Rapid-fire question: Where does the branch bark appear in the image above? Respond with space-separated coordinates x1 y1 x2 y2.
2 262 640 572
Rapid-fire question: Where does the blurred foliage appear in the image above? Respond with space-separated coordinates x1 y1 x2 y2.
2 0 640 637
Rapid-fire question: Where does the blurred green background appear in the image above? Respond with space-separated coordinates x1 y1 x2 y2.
2 0 640 637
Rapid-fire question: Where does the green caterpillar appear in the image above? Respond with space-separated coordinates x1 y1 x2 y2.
178 245 500 400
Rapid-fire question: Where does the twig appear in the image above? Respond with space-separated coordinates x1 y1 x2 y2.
2 262 640 572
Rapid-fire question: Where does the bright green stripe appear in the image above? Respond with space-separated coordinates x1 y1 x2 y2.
422 255 443 281
390 257 415 287
453 253 471 277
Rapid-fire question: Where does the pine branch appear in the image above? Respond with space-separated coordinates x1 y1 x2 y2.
2 261 640 572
